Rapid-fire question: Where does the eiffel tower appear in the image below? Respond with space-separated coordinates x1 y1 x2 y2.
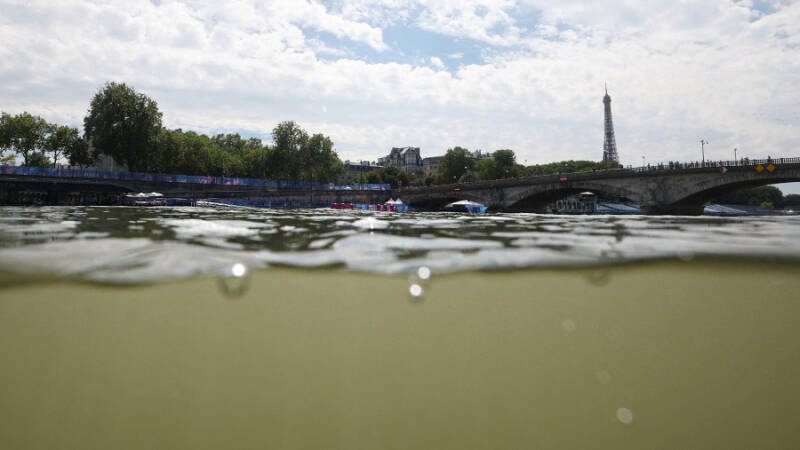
602 85 619 164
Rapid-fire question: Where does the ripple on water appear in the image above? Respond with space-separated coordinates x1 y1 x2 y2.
1 207 800 283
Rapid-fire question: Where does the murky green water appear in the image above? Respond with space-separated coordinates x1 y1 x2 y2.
1 206 799 449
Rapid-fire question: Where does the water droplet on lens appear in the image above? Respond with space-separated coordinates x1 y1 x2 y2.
677 249 695 262
219 263 250 298
408 265 433 286
562 319 576 333
231 263 247 277
409 283 423 299
417 266 431 281
616 407 635 425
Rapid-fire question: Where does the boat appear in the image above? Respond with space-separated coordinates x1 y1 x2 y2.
122 192 167 206
443 200 487 213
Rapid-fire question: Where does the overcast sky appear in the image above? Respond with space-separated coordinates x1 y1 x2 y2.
1 0 799 190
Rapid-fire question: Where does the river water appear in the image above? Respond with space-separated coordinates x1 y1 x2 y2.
1 206 799 449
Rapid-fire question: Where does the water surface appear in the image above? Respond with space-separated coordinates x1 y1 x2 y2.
1 206 799 449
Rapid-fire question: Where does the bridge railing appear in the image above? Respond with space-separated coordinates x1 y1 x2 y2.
403 155 800 192
0 165 390 191
630 157 800 173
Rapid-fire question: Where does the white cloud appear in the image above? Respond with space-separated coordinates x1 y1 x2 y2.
429 56 445 69
0 0 798 172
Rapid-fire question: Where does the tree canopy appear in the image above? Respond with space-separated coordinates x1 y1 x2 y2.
46 125 86 168
0 112 51 166
83 82 163 172
715 186 785 208
358 166 415 188
438 146 475 184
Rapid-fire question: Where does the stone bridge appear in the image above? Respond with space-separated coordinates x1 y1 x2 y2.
396 158 800 214
3 158 800 214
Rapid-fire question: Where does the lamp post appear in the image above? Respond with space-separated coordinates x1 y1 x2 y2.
700 139 708 167
734 147 737 165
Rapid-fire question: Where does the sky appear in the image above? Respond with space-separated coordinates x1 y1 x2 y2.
1 0 799 191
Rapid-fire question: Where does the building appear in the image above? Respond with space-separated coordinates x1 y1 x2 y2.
339 160 382 184
602 85 620 164
379 147 424 178
473 150 492 161
422 156 444 178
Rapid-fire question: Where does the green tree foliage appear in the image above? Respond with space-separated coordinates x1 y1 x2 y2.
148 124 344 182
26 151 52 168
64 136 94 168
715 186 784 208
0 112 51 165
45 125 87 168
523 160 618 176
300 133 345 183
358 166 415 188
270 121 308 180
783 194 800 208
438 146 475 184
268 122 344 182
6 84 346 182
83 82 163 172
476 149 523 180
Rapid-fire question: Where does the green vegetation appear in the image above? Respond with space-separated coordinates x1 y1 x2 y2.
715 186 785 209
438 146 475 184
523 160 620 176
84 82 163 172
783 194 800 208
1 82 345 182
0 112 79 167
358 166 414 188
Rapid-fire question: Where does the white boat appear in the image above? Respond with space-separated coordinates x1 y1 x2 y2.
122 192 166 206
443 200 487 213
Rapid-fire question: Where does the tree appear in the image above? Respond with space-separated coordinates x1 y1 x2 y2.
300 133 345 183
475 149 521 180
438 146 475 184
523 160 617 177
26 151 52 168
64 136 94 168
271 121 308 180
715 186 784 208
0 112 50 165
783 194 800 208
358 166 414 188
83 82 163 172
493 149 517 172
45 125 85 168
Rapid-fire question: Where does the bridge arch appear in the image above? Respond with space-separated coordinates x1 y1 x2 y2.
504 182 638 212
671 175 800 208
403 190 490 210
